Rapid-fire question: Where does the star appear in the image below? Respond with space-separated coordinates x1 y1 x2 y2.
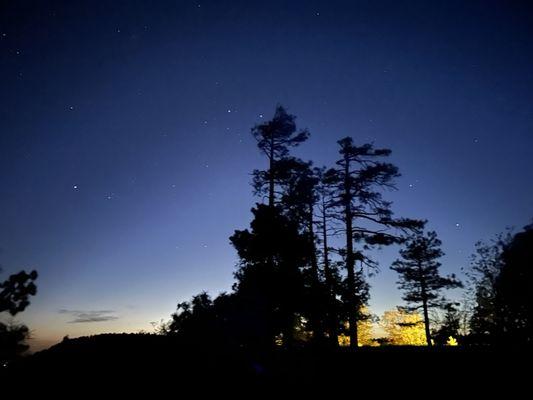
68 106 74 111
73 185 78 190
259 114 263 118
227 109 232 113
455 223 460 228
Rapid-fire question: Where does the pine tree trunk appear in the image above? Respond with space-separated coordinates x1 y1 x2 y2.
343 157 358 349
418 261 432 346
308 207 324 344
322 206 338 347
422 299 432 346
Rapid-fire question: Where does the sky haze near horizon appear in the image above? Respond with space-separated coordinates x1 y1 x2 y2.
1 0 532 350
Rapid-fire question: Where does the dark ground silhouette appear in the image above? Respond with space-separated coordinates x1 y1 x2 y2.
2 334 529 394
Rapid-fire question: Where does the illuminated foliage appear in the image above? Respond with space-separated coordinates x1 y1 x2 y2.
338 307 376 346
380 309 427 346
446 336 458 346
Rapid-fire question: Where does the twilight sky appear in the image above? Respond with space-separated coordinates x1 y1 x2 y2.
1 0 532 351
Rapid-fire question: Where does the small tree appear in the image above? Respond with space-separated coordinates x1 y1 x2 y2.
433 303 461 345
0 268 38 361
391 231 462 346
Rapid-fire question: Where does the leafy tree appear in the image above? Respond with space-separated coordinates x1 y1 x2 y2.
0 322 31 360
251 105 309 207
380 309 427 346
326 137 424 347
0 268 38 362
466 233 510 342
230 205 311 348
0 269 38 315
391 231 462 346
166 292 213 337
493 223 533 344
163 291 247 348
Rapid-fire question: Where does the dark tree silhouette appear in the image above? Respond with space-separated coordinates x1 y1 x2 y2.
0 268 38 361
391 231 462 346
251 105 309 207
165 292 214 338
493 223 533 344
466 233 510 343
326 137 424 347
315 168 343 346
0 269 38 315
281 162 333 344
434 303 461 345
467 224 533 345
230 204 311 348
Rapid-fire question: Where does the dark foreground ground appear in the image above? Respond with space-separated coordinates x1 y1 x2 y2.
2 334 530 394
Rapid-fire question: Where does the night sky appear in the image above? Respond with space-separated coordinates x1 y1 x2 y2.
1 0 532 350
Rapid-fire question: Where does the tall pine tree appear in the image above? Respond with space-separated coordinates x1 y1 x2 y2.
251 105 309 207
327 137 423 347
391 231 462 346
